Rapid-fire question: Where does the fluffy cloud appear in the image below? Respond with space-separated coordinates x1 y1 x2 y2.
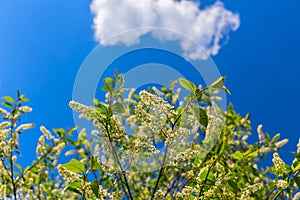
90 0 240 60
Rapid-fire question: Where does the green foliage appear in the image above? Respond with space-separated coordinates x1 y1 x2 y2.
0 74 299 200
0 91 79 199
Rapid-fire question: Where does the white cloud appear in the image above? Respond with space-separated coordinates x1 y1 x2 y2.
90 0 240 60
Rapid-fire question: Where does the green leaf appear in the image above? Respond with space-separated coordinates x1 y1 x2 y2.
216 139 226 156
199 169 214 181
53 128 65 137
90 156 101 171
271 133 281 143
244 150 259 159
222 86 231 95
178 78 196 92
104 77 113 85
292 160 300 172
2 102 13 108
2 96 15 103
161 86 169 93
232 151 243 160
227 180 238 193
60 159 86 174
112 102 125 113
63 182 82 195
20 96 29 102
195 88 202 102
209 77 225 89
133 93 140 100
294 176 300 188
93 98 99 106
292 152 300 161
15 163 23 172
91 180 99 197
192 106 208 128
102 85 109 91
131 166 138 172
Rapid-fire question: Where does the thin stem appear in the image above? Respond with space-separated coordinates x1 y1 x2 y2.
152 88 208 199
265 188 276 200
15 137 64 184
9 123 17 200
271 189 283 200
173 178 192 200
165 168 184 197
151 145 169 200
198 159 216 199
172 87 208 129
104 122 133 200
1 159 13 192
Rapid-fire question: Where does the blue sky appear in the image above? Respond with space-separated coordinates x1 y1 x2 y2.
0 0 300 167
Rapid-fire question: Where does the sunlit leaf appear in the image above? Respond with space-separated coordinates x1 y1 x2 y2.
2 96 15 103
91 180 99 197
192 106 208 128
60 159 86 174
90 156 101 171
232 151 243 160
178 78 196 92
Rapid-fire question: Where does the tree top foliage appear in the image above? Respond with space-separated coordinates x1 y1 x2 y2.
0 73 299 200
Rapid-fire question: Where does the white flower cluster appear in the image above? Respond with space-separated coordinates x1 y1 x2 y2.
257 124 264 142
168 149 199 167
57 165 82 183
272 152 286 174
0 121 10 129
206 115 223 141
69 100 91 113
176 186 196 199
126 137 158 154
98 185 113 199
58 165 113 199
293 192 300 200
0 130 19 156
0 126 10 141
275 139 289 148
36 135 45 156
201 114 223 152
165 127 191 146
204 185 235 199
0 184 6 199
19 105 33 113
69 100 100 120
40 125 54 140
239 182 263 200
153 189 165 200
16 123 35 132
276 179 289 189
108 115 128 143
139 90 174 115
0 107 9 117
136 90 175 133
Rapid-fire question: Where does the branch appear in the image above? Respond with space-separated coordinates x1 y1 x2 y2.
9 124 17 200
198 159 216 199
151 145 169 200
104 121 133 200
271 189 283 200
15 137 64 184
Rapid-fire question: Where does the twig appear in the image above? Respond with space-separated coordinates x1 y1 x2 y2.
151 145 169 200
104 122 133 200
198 159 216 199
9 124 17 200
15 137 64 184
271 189 283 200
